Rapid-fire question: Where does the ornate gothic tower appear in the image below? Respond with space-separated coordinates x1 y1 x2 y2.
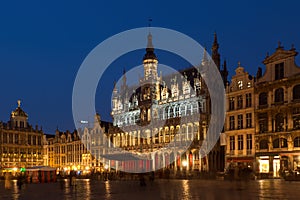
139 33 161 124
143 33 158 80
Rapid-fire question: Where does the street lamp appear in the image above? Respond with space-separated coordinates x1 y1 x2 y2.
182 160 188 167
182 160 187 178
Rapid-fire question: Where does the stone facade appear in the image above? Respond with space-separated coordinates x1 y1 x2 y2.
0 101 44 174
255 44 300 177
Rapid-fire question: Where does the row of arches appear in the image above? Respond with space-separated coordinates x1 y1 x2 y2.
111 123 202 148
160 101 202 120
259 136 300 149
259 84 300 105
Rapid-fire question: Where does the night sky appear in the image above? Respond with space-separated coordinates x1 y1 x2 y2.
0 0 299 134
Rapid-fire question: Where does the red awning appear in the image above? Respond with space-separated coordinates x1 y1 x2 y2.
227 157 254 163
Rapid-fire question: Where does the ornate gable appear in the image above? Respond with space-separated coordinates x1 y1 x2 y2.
263 47 298 65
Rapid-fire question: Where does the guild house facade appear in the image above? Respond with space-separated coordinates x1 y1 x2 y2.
0 101 44 175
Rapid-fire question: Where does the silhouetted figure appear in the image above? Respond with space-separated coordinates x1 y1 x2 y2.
149 171 155 182
139 174 146 186
17 175 23 190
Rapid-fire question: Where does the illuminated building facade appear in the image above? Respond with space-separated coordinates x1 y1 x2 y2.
255 44 300 177
106 33 227 173
44 129 89 174
44 115 111 174
224 63 255 168
0 101 44 174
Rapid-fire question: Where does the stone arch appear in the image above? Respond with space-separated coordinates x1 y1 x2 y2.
293 84 300 100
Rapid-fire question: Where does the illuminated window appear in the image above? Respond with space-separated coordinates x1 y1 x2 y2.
238 80 243 90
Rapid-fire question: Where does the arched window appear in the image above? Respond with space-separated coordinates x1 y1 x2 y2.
294 137 300 147
275 113 284 132
275 88 284 103
273 138 287 148
293 85 300 100
259 92 268 105
259 140 268 149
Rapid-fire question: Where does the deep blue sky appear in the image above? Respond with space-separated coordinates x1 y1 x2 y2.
0 0 299 134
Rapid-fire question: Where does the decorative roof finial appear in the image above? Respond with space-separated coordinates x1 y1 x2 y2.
238 61 241 67
277 41 283 50
17 100 21 108
291 44 296 51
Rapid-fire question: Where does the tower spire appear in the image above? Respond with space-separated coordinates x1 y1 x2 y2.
212 32 220 70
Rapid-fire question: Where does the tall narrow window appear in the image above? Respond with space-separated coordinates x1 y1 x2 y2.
293 85 300 100
293 107 300 130
237 95 243 109
275 62 284 80
238 114 243 129
246 134 252 150
275 88 284 103
229 116 235 130
229 97 235 110
259 113 268 133
238 135 243 150
246 93 252 107
259 92 268 106
230 136 235 150
275 113 284 132
246 113 252 128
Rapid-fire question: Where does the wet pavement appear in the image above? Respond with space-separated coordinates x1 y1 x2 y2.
0 179 300 200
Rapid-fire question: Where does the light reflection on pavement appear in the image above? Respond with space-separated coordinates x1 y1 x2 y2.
0 179 299 200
